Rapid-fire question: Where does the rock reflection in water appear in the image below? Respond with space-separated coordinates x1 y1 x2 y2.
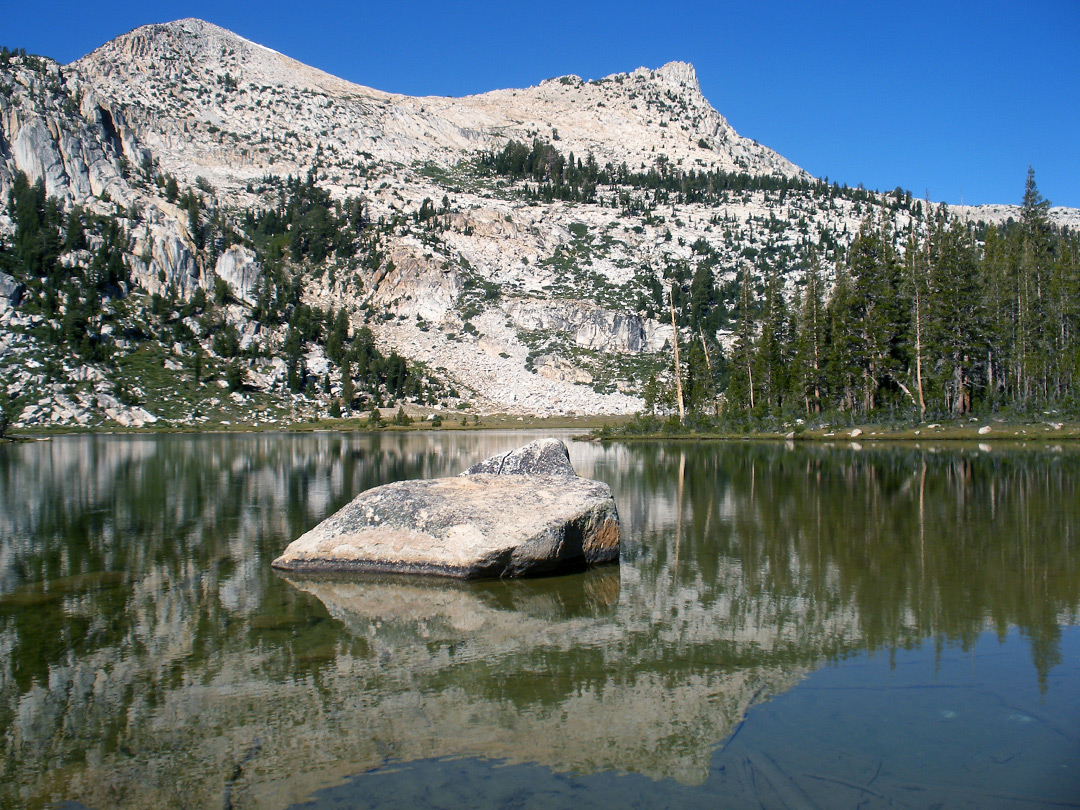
280 565 621 633
273 566 798 790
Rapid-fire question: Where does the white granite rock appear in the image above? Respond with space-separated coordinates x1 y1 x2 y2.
273 440 620 578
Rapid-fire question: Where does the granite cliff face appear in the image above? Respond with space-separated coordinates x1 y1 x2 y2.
2 19 1077 426
0 51 204 301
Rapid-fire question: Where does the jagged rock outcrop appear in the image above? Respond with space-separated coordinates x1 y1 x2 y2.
507 298 671 353
0 56 204 297
128 224 203 297
535 354 594 383
364 243 463 322
211 244 261 305
0 271 22 310
273 439 620 578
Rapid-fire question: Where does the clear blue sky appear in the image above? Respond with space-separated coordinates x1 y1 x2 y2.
6 0 1079 208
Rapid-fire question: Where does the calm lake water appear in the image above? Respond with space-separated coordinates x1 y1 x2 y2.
1 431 1078 809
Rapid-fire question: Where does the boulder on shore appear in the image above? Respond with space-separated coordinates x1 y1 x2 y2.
271 439 620 579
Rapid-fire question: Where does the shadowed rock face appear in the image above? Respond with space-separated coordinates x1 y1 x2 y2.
272 439 620 578
0 271 23 310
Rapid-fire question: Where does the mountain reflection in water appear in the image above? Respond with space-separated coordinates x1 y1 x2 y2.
0 433 1077 809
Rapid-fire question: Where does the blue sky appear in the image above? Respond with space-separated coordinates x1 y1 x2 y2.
6 1 1079 208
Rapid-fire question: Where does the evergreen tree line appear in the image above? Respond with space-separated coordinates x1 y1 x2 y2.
477 138 600 202
279 303 417 406
647 170 1080 427
478 137 895 210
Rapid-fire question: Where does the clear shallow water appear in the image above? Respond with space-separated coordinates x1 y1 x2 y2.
296 629 1080 810
1 432 1078 809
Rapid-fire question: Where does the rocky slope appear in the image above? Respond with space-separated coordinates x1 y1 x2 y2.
1 19 1076 428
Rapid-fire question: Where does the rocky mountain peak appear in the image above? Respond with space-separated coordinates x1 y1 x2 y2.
651 61 701 94
79 18 243 73
50 18 809 215
83 18 274 64
73 17 374 102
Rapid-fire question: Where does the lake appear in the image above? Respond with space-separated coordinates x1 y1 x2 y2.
1 431 1078 809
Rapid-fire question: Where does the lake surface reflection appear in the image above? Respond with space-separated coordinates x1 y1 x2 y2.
1 433 1078 809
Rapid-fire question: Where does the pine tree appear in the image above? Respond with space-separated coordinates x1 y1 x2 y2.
980 225 1015 405
752 264 789 414
684 338 713 413
64 204 87 252
792 253 827 414
825 258 859 413
727 266 757 413
341 356 355 410
926 215 981 415
668 285 685 422
688 259 717 331
905 230 928 418
846 214 904 413
284 326 304 393
1052 232 1080 400
1018 167 1054 405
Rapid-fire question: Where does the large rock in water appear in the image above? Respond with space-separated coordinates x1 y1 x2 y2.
271 439 620 579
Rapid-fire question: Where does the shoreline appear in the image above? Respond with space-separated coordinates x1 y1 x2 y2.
5 415 1080 444
587 425 1080 444
591 420 1080 443
2 412 629 439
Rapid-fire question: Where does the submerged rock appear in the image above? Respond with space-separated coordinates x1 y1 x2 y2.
272 439 620 578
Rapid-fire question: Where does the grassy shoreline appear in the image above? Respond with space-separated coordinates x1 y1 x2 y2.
5 414 1080 443
3 412 629 439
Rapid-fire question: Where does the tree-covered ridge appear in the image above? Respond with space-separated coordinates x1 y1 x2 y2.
630 169 1080 430
0 167 439 426
478 137 893 211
